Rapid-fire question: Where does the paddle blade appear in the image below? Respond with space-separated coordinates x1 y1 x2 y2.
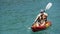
45 2 52 10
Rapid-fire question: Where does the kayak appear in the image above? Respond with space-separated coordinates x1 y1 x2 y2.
31 2 52 32
31 21 51 32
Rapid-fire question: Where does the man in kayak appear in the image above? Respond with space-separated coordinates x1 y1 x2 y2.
34 10 48 26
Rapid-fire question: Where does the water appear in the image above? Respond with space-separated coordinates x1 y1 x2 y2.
0 0 60 34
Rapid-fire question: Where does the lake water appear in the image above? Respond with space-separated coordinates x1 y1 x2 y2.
0 0 60 34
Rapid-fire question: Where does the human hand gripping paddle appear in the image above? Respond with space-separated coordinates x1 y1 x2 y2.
34 2 52 23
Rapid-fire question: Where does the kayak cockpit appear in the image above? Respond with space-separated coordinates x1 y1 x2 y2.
31 21 51 32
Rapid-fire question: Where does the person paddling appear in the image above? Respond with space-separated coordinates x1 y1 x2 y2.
33 2 52 26
34 10 48 26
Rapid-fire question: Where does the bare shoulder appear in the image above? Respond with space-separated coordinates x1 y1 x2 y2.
44 12 48 16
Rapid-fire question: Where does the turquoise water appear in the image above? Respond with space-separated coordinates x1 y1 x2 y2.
0 0 60 34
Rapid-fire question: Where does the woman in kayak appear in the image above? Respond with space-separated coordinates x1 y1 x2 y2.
34 10 48 26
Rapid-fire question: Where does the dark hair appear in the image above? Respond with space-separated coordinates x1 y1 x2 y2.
40 10 45 13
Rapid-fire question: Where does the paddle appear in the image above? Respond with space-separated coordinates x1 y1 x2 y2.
34 2 52 23
45 2 52 11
